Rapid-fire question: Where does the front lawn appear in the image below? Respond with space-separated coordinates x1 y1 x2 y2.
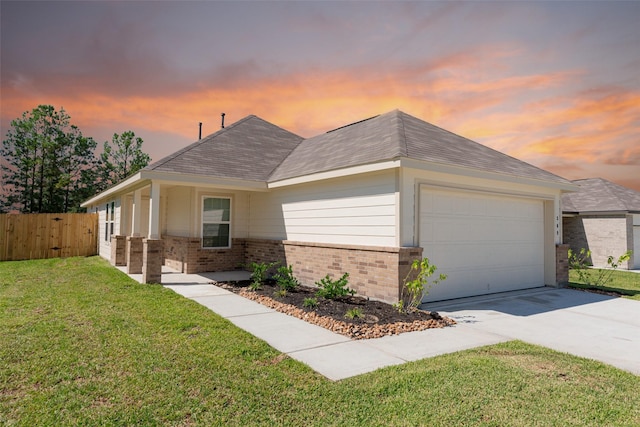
2 257 639 426
569 268 640 300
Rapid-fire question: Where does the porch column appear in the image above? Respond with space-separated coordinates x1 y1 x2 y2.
126 236 144 274
142 238 163 284
148 182 160 239
131 189 142 237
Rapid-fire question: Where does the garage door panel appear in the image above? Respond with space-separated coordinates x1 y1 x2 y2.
420 187 545 302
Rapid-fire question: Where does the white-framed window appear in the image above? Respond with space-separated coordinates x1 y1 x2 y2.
105 201 115 242
202 197 231 248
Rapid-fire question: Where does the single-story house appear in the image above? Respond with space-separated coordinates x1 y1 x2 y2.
82 110 576 303
562 178 640 270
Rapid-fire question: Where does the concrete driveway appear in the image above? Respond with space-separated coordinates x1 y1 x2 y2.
422 287 640 375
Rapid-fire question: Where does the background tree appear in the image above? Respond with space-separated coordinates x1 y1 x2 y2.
98 131 150 191
1 105 97 213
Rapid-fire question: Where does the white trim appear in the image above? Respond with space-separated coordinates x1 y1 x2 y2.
81 170 267 207
401 158 578 192
268 160 400 188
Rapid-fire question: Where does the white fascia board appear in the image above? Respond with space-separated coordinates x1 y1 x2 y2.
81 170 268 207
142 170 268 191
267 160 400 188
81 172 147 207
400 158 579 192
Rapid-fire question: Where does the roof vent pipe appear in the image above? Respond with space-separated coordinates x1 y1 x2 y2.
198 122 202 140
221 113 225 129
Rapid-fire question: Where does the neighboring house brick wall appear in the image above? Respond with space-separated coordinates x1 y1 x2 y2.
562 216 590 260
564 215 629 268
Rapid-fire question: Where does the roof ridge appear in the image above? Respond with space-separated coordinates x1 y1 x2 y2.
396 110 409 158
146 115 257 170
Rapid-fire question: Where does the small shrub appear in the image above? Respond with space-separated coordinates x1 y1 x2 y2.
344 307 363 319
273 289 288 298
396 257 446 314
247 261 279 290
569 248 632 287
273 265 300 291
303 297 318 309
315 273 355 300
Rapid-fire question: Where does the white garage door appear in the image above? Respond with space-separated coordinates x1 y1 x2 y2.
419 187 545 302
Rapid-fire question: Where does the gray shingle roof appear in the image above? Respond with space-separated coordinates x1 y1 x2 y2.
562 178 640 213
146 115 303 181
269 109 570 185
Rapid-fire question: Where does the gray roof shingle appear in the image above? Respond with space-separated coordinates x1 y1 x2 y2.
146 115 303 181
562 178 640 213
269 109 570 185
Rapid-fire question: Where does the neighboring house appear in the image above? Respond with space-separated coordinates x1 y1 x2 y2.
562 178 640 270
82 110 576 303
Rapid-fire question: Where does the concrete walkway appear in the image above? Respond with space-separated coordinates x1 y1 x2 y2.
121 267 640 380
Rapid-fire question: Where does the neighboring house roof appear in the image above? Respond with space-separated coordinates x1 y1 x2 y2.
146 115 303 182
269 109 569 185
562 178 640 214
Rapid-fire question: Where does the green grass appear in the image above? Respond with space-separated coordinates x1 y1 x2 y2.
569 268 640 300
2 257 639 426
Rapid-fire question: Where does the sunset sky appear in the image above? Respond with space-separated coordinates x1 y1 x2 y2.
2 1 639 191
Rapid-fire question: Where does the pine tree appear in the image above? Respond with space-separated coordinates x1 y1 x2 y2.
1 105 97 213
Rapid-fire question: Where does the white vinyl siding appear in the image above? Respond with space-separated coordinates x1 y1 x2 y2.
97 198 121 259
250 171 398 246
166 187 193 237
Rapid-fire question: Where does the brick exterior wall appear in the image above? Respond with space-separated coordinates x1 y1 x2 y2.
145 236 425 302
245 239 423 303
562 216 590 262
555 244 569 286
110 235 127 266
563 215 630 268
163 236 246 274
126 236 144 274
142 239 163 284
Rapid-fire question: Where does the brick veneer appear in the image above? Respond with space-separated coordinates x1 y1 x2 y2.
142 239 163 284
555 244 569 286
163 235 246 274
245 239 423 303
110 235 127 266
126 236 144 274
162 236 423 303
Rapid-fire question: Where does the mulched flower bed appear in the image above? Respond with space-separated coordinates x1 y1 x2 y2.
215 279 456 340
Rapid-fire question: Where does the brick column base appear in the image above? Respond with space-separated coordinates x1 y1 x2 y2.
142 239 163 284
555 244 570 287
110 235 127 266
127 236 144 274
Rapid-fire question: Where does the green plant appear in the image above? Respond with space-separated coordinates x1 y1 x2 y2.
315 273 355 300
247 261 279 290
569 248 632 287
303 297 318 309
273 289 288 298
395 257 447 313
344 307 363 319
273 265 299 291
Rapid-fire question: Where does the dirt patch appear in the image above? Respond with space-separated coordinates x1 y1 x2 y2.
216 280 455 340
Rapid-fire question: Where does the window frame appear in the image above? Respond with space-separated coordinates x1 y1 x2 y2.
201 196 232 249
105 201 115 242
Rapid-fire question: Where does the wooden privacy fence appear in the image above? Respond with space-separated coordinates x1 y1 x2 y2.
0 213 98 261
